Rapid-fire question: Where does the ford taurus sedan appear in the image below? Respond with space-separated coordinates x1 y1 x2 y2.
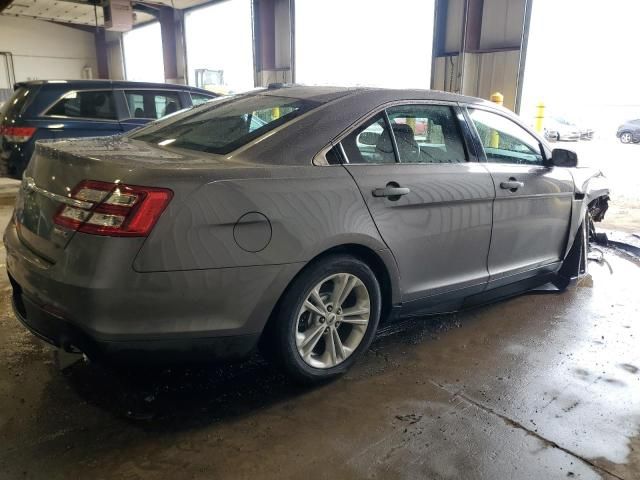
5 86 610 383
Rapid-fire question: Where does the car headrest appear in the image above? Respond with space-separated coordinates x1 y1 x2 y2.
94 93 106 107
392 123 417 146
376 123 420 162
164 101 178 116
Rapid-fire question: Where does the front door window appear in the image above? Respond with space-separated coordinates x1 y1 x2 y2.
468 108 544 165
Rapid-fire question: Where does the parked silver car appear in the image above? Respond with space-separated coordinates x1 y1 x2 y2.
5 86 610 383
544 117 581 142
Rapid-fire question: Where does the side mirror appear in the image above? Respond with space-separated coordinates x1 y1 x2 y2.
550 148 578 167
358 131 379 146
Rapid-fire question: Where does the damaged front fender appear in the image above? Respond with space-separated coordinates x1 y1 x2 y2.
563 168 611 258
572 168 610 215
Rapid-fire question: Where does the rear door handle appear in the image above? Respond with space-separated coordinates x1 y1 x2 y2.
372 184 410 199
500 179 524 191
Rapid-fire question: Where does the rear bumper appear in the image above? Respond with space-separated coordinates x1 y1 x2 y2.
10 281 260 362
4 219 304 362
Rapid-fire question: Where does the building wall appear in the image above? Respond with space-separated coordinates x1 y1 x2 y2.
444 0 464 53
463 50 520 108
479 0 524 49
106 32 126 81
0 16 98 88
432 0 526 112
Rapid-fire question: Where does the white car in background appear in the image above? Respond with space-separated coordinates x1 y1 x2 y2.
544 117 581 142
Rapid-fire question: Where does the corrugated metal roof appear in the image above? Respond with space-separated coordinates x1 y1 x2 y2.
0 0 212 27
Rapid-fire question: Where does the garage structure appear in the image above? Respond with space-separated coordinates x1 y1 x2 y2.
0 0 532 109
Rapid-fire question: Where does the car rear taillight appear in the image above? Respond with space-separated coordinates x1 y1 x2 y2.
0 126 36 142
53 180 173 237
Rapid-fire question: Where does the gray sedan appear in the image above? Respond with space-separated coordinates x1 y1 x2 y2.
5 86 610 383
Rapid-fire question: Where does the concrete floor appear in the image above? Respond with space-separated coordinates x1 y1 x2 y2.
1 204 639 479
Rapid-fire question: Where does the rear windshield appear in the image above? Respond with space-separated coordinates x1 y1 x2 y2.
2 86 34 119
130 94 319 155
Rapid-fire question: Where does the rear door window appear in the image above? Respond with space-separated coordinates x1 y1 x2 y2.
386 105 467 163
190 92 214 106
130 94 319 155
125 90 182 119
341 114 397 164
46 90 117 120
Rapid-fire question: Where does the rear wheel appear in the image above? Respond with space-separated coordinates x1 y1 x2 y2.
620 132 633 144
263 255 381 384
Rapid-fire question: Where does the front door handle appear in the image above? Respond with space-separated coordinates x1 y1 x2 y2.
500 179 524 192
372 183 410 199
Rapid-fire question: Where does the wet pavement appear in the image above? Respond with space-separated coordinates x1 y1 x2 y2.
1 205 639 479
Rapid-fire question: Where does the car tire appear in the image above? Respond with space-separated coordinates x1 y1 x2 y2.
262 254 382 384
620 132 633 144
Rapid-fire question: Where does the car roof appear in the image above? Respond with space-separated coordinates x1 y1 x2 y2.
235 85 513 167
15 79 214 95
261 84 494 108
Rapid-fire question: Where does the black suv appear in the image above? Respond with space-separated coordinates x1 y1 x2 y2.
1 80 217 178
616 119 640 144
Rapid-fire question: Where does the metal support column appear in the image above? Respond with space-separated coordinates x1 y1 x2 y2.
159 6 187 84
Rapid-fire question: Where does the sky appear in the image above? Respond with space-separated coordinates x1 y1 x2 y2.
521 0 640 128
123 1 254 92
122 22 164 83
295 0 434 88
123 0 434 91
184 0 254 93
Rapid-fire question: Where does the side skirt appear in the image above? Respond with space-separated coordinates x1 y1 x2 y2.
388 265 566 322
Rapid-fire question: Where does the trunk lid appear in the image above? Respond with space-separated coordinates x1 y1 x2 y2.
14 135 237 263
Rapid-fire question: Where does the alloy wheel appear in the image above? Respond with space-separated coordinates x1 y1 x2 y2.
295 273 371 369
621 132 632 144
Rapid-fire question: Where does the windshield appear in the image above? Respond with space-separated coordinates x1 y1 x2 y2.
130 94 320 155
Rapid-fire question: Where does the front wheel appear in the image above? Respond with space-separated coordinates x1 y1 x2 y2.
620 132 633 144
263 255 381 384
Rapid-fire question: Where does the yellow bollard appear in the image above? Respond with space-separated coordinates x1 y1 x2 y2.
535 101 545 133
406 116 416 132
490 92 503 147
490 92 504 106
272 106 280 121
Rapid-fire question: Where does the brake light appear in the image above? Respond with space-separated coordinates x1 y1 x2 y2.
53 180 173 237
1 126 36 142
